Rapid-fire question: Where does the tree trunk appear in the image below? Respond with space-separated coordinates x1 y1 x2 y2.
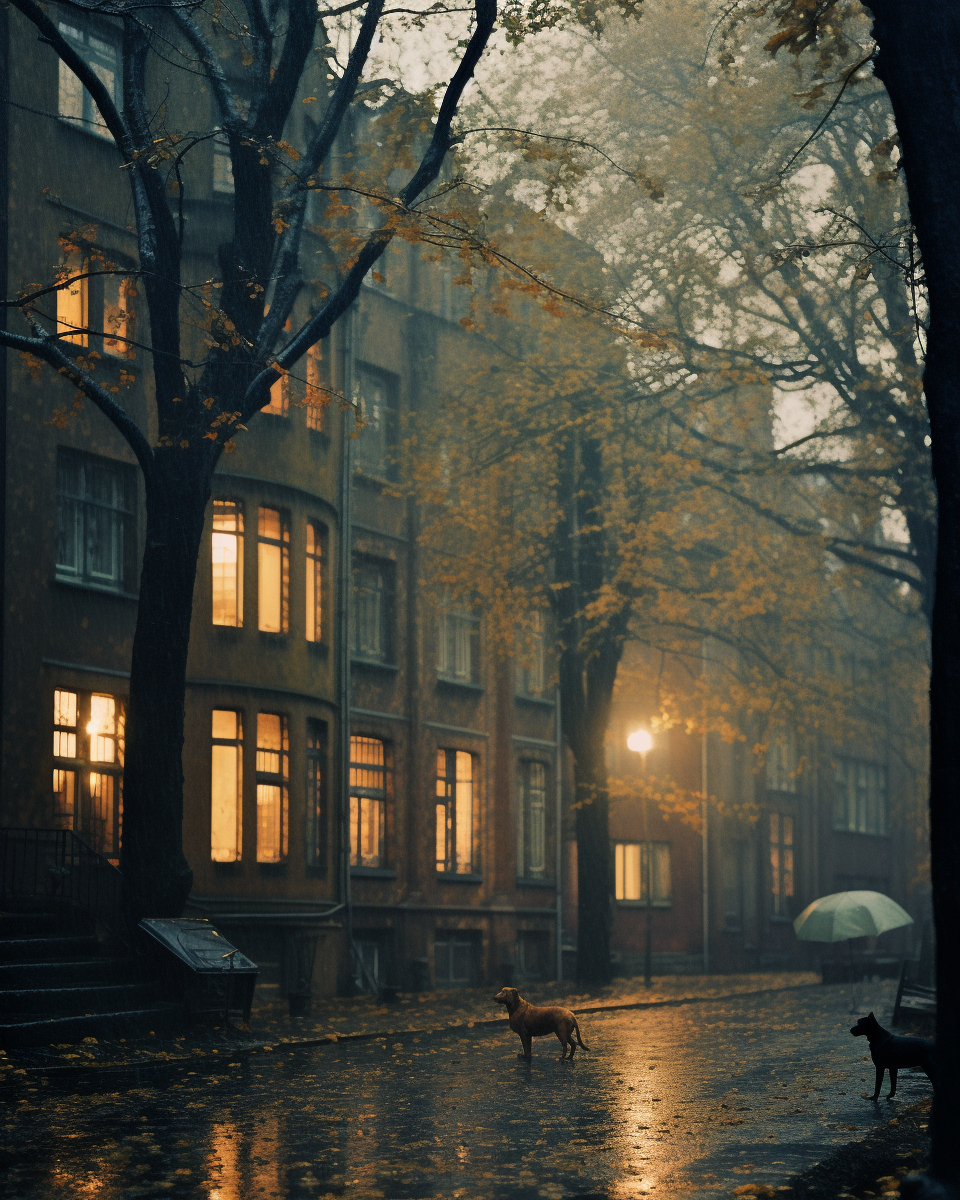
120 451 212 925
572 734 613 986
865 1 960 1187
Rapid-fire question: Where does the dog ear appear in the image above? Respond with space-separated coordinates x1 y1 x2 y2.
868 1011 874 1018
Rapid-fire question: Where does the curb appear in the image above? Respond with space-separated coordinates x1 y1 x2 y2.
0 978 823 1089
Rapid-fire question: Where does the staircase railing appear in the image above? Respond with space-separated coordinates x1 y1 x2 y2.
0 828 127 948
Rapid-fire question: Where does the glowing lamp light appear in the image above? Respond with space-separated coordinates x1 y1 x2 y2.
627 729 654 754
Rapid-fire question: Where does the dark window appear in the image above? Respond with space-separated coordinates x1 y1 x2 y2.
438 602 480 683
353 364 399 479
57 21 120 139
722 840 756 932
434 932 479 987
517 760 548 880
436 750 476 875
306 718 327 870
517 931 550 982
56 450 135 593
352 557 394 663
516 611 547 697
833 758 888 835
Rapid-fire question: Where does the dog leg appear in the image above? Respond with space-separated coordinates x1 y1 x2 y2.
519 1033 532 1060
887 1067 897 1100
872 1065 884 1102
555 1031 568 1059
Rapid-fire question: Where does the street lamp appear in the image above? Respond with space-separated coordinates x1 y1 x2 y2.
627 728 654 987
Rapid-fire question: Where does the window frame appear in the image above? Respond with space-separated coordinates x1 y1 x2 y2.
435 749 478 877
212 499 244 627
257 506 290 635
349 734 389 870
210 708 243 863
57 20 122 141
351 555 394 665
437 602 480 685
255 712 289 864
55 448 136 595
613 840 672 907
305 520 326 644
353 363 399 480
832 757 889 836
51 686 125 859
768 811 795 918
516 610 548 699
516 758 549 882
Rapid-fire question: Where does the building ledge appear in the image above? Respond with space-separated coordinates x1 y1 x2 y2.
351 657 399 672
436 872 483 884
350 867 398 879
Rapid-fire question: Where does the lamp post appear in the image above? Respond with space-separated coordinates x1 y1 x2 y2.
627 729 654 987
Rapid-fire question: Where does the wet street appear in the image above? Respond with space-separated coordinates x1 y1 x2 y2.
1 981 930 1199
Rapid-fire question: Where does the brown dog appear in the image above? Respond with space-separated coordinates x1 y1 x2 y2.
494 986 590 1060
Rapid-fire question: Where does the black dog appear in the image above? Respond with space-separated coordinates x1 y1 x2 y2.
850 1012 935 1101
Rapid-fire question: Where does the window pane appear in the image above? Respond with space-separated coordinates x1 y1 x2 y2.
88 694 116 763
454 751 473 873
211 745 241 862
89 772 117 856
306 719 325 867
256 714 288 861
257 784 284 863
212 500 243 627
56 256 88 346
104 277 134 357
259 541 283 632
53 769 76 820
306 522 322 642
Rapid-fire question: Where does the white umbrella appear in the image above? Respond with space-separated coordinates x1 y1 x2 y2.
793 890 914 942
794 890 913 1013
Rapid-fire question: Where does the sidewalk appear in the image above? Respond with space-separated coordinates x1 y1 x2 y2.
0 970 818 1076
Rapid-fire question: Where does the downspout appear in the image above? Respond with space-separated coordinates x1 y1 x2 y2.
337 308 355 984
701 637 710 975
555 686 563 982
0 1 9 814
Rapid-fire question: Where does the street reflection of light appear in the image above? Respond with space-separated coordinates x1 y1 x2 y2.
207 1121 239 1200
251 1114 281 1199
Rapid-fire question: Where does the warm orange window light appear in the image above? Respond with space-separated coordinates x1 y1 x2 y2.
256 713 288 862
53 688 78 759
349 735 386 868
104 277 135 357
263 373 289 416
212 500 243 626
306 521 323 642
57 252 88 346
211 709 242 862
258 507 289 634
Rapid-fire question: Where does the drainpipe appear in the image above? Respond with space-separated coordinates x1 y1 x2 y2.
337 308 355 983
701 637 710 976
555 687 562 982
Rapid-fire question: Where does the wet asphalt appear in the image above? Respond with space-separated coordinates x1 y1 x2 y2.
0 980 931 1199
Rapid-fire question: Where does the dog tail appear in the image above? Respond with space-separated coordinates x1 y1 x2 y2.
573 1019 590 1052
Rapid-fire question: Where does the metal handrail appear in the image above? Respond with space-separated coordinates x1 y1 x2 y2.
0 827 127 948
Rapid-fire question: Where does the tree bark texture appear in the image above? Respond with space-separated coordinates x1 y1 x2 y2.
865 1 960 1187
119 453 212 925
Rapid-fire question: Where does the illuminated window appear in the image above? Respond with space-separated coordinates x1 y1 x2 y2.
306 719 327 869
211 710 242 863
306 344 326 430
57 249 88 346
769 813 794 916
436 750 475 875
305 521 324 642
517 760 547 880
263 374 289 416
614 841 672 906
258 507 289 633
438 602 480 684
103 276 135 357
57 22 120 140
53 689 78 829
516 611 547 698
51 687 123 854
349 736 387 869
56 449 135 593
213 133 234 195
256 713 288 863
212 500 243 626
352 557 393 662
